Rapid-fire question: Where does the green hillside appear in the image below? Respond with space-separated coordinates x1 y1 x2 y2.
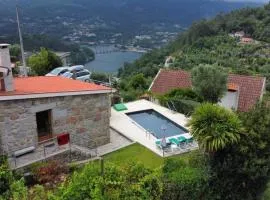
118 3 270 92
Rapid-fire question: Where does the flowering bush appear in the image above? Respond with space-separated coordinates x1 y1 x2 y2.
32 161 68 185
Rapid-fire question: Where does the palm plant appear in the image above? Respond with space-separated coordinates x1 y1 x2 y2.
187 103 243 153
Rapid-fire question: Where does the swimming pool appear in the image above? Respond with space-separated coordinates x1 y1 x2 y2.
126 109 188 139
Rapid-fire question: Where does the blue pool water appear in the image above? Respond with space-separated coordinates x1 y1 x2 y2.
126 109 188 139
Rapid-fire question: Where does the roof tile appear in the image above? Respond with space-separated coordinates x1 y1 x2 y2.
0 76 110 97
150 69 192 94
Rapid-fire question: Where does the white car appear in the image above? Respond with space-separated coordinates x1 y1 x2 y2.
45 67 69 76
61 69 91 82
68 65 85 72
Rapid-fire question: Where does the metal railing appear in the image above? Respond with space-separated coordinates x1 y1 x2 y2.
38 136 65 159
10 136 64 168
90 79 112 87
71 134 98 157
9 134 99 169
158 140 199 157
130 120 157 139
167 101 177 112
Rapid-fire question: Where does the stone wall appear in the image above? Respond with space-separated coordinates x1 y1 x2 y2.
0 93 110 155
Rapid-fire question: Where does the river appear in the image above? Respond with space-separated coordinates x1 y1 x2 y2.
85 46 143 74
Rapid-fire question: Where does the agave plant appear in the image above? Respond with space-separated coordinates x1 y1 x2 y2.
187 103 243 153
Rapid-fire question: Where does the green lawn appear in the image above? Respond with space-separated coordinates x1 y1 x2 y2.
102 143 197 169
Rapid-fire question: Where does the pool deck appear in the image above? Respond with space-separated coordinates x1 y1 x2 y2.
110 100 198 157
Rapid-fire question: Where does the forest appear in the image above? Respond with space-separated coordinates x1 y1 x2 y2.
118 3 270 95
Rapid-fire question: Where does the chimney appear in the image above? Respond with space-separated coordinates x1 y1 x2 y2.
0 44 14 92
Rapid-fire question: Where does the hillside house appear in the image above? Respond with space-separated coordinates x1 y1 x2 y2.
149 69 266 112
164 56 175 68
55 52 71 66
229 31 245 39
0 44 111 164
240 37 254 44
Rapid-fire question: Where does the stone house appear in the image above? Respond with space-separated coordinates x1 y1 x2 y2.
0 44 112 157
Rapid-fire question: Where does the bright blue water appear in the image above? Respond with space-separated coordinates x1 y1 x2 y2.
127 109 188 139
85 51 142 73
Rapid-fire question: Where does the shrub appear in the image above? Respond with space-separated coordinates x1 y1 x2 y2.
31 161 68 185
121 89 143 102
27 48 62 75
29 185 47 200
0 158 13 197
52 162 162 200
0 158 29 200
165 88 203 102
91 72 109 83
162 155 210 200
10 179 28 200
158 89 201 116
170 99 200 116
266 82 270 92
262 181 270 200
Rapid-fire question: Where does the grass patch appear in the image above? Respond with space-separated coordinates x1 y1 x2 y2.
102 143 198 169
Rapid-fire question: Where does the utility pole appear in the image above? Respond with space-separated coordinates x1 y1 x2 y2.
109 75 111 87
100 157 105 196
16 5 27 77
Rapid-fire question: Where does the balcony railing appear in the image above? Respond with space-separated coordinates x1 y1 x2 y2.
8 133 98 169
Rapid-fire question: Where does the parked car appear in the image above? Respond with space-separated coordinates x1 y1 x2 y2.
62 69 91 82
45 66 69 76
68 65 85 72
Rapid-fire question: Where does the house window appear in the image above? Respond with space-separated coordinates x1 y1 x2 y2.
36 110 52 142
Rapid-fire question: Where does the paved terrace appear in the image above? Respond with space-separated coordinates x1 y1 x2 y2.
8 129 132 169
110 100 198 157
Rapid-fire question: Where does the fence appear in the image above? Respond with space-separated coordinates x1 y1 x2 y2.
9 133 98 169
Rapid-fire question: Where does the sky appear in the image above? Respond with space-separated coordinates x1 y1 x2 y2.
226 0 269 2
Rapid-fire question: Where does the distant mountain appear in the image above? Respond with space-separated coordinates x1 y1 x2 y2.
118 3 270 80
0 0 263 37
1 0 263 23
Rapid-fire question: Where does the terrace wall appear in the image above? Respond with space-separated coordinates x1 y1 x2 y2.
0 93 110 156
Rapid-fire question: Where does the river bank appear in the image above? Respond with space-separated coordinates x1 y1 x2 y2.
85 46 144 73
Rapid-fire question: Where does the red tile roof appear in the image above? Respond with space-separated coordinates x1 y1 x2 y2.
150 69 192 95
150 69 265 112
0 76 111 98
227 83 239 91
241 37 254 43
228 74 265 112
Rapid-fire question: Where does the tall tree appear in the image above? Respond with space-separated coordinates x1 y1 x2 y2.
9 44 21 62
208 102 270 199
187 103 243 153
191 64 228 103
128 73 148 90
27 48 62 75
